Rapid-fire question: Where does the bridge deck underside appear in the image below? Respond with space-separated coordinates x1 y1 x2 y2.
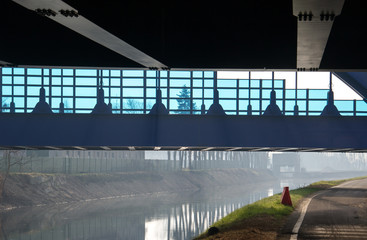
0 114 366 152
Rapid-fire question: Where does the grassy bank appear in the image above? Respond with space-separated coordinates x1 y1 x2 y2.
195 176 367 239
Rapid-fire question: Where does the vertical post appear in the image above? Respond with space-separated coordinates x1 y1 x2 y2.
190 71 193 114
156 70 159 90
10 68 15 113
60 68 64 113
353 99 357 116
167 70 170 112
295 72 298 103
12 67 14 104
236 78 239 115
41 67 44 87
201 71 205 115
108 69 112 110
329 71 332 91
96 69 100 96
109 70 111 103
73 68 76 113
306 88 309 116
259 79 263 115
282 79 286 115
48 68 52 109
213 71 219 108
157 70 162 110
24 68 28 113
214 71 217 90
249 72 251 103
0 67 2 112
120 69 126 114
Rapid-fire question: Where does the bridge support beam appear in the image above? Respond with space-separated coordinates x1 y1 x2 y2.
0 114 367 152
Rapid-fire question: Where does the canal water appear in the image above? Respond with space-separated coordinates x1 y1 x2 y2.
0 177 350 240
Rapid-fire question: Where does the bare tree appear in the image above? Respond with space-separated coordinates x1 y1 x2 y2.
0 150 26 199
1 97 9 112
125 99 144 113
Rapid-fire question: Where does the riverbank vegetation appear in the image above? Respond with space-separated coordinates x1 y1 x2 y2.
195 176 367 240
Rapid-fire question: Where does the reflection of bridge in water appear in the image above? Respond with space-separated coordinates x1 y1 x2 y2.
2 174 365 240
1 150 269 173
0 183 273 240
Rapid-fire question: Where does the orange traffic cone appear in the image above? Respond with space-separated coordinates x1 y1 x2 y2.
281 186 292 206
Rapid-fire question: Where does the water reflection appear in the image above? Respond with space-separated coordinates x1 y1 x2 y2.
0 177 343 240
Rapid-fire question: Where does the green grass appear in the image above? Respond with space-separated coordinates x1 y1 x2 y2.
309 175 367 188
210 188 318 230
195 176 367 239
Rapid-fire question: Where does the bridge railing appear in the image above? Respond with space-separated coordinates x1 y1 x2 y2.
1 67 366 116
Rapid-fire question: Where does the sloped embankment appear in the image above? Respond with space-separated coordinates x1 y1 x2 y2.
0 168 275 209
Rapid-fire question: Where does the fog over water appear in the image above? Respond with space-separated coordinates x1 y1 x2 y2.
0 150 366 240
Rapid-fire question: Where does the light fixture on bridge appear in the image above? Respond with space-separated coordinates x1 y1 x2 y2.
207 72 226 115
32 69 53 114
91 70 113 115
149 71 169 115
263 72 282 116
107 69 112 112
320 72 341 116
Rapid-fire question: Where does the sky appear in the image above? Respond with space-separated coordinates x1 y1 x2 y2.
218 71 362 100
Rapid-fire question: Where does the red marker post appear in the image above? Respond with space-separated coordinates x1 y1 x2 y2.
281 186 293 206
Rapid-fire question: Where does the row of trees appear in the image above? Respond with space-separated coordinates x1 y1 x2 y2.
0 85 194 113
112 85 196 114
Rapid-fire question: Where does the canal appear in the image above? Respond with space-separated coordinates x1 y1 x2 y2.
0 176 351 240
